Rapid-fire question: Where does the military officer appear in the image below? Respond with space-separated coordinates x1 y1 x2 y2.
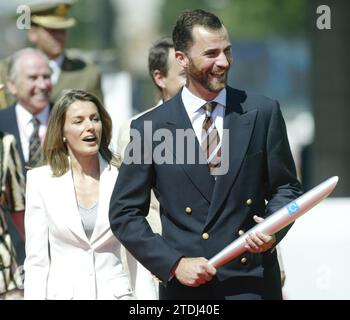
0 0 103 109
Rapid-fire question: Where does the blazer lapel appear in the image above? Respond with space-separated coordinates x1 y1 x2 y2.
162 93 215 203
58 169 88 242
54 156 117 246
205 88 258 226
51 56 75 100
90 156 118 246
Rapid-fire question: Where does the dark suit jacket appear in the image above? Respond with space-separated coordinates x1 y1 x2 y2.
109 86 302 299
0 105 25 171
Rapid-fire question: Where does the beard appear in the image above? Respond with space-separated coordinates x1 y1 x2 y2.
188 59 230 93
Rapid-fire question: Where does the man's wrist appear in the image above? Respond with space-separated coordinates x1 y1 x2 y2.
169 258 182 281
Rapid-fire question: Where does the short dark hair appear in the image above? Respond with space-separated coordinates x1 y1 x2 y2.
43 89 115 176
148 36 174 89
172 9 223 53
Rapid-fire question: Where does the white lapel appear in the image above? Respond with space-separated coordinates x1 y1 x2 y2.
56 168 89 243
89 155 118 246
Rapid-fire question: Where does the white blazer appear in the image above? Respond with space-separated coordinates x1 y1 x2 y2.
24 156 156 300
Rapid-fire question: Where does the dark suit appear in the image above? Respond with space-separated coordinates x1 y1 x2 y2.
109 86 302 300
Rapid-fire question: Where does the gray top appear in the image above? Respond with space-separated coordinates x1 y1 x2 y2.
78 203 98 240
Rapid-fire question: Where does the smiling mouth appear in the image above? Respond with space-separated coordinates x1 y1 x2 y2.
82 136 97 142
34 92 50 99
210 72 225 78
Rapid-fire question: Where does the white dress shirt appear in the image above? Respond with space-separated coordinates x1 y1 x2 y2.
15 103 50 162
181 86 226 143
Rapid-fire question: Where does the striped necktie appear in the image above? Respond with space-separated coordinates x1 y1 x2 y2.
201 102 221 175
27 117 42 168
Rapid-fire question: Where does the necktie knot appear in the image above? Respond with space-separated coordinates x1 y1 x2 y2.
202 101 218 117
31 117 40 130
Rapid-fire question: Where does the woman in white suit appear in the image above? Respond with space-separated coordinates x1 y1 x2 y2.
24 89 156 300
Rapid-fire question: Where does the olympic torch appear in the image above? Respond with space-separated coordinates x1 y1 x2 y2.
208 176 339 269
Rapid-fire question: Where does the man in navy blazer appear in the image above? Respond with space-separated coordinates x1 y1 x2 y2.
0 48 52 266
109 9 302 300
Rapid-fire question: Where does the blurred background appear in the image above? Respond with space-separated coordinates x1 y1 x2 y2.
1 0 349 299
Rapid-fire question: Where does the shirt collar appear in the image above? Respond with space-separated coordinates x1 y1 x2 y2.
181 86 227 115
16 102 50 125
51 53 65 68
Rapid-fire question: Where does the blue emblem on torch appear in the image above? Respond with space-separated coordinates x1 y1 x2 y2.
287 202 300 216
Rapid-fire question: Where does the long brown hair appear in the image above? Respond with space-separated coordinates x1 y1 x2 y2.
43 89 116 176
